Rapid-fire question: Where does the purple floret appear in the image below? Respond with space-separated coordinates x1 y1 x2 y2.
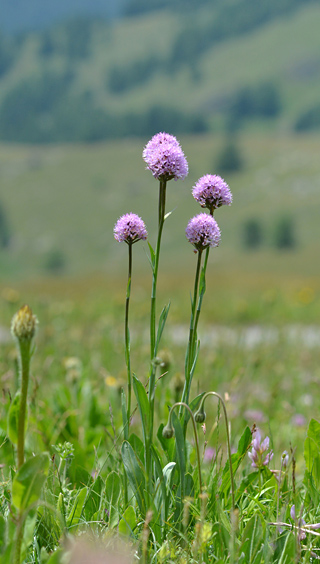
248 429 273 469
114 213 147 244
185 213 221 251
192 174 232 212
143 132 188 181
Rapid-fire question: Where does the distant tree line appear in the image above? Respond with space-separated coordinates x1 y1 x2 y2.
294 103 320 132
0 4 319 143
0 66 207 142
125 0 316 76
242 216 296 250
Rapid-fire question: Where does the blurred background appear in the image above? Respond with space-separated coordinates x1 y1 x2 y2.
0 0 319 316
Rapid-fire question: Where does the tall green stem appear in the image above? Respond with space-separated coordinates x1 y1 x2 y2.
15 337 32 564
181 250 203 409
150 178 167 361
17 339 31 470
124 242 132 439
146 178 167 495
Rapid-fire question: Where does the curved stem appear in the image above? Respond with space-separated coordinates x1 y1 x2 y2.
167 402 202 495
197 392 235 512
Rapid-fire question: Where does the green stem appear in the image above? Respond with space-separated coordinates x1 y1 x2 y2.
15 339 32 564
124 242 132 439
196 391 235 513
13 517 24 564
150 178 167 361
181 249 203 409
147 179 167 495
17 340 31 470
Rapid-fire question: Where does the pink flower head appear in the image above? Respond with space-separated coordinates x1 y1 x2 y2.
142 132 188 181
192 174 232 212
186 213 221 251
248 429 274 469
114 213 147 244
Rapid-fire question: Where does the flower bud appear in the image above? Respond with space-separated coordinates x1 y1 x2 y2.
11 305 38 342
162 423 174 439
194 406 206 424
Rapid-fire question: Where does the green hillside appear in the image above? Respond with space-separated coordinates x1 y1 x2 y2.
0 132 319 288
1 3 320 141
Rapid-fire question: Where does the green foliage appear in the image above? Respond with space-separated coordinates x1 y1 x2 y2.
242 219 264 249
12 454 50 512
274 216 296 250
0 201 11 249
107 56 162 93
7 391 21 445
216 140 244 174
227 82 282 129
43 250 66 274
295 103 320 132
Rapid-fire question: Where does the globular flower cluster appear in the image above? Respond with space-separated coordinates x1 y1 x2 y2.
114 213 147 244
142 132 189 181
248 429 273 469
192 174 232 212
185 213 221 251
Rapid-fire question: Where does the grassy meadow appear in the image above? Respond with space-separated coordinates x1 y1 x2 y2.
0 131 320 562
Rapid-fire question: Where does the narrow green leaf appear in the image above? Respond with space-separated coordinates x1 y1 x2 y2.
154 302 170 356
199 266 206 298
304 418 320 492
148 242 155 270
7 392 22 445
66 487 87 531
121 441 146 515
12 453 49 512
121 389 128 440
133 376 149 445
129 433 145 465
84 475 104 520
119 505 136 536
105 472 121 528
126 276 132 299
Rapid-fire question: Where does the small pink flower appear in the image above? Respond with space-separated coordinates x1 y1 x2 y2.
248 429 273 469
